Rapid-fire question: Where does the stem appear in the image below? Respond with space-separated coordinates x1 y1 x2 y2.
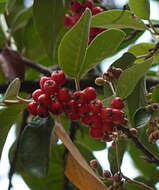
136 54 148 60
148 19 159 35
75 77 80 91
115 133 121 174
109 82 116 96
16 96 31 104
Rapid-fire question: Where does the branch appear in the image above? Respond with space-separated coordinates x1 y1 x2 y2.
117 125 159 166
122 30 141 43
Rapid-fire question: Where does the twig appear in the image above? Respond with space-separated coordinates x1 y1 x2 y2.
117 125 159 166
122 30 141 43
148 19 159 35
8 109 29 190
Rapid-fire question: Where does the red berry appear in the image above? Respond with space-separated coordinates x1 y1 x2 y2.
89 99 102 114
40 76 51 90
101 107 114 122
90 114 102 128
64 14 74 27
70 0 82 14
57 87 72 103
102 122 114 132
92 6 103 15
50 100 63 115
68 112 81 121
90 159 98 169
51 70 66 85
43 79 58 95
36 105 49 117
83 87 96 102
32 89 43 102
64 100 77 113
111 97 124 110
89 127 103 139
82 115 92 126
73 90 86 104
83 0 94 10
28 101 38 115
112 109 124 124
38 94 51 108
78 104 90 116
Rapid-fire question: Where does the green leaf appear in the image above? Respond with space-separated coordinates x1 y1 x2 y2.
134 108 153 128
6 0 16 13
128 42 159 63
103 82 113 98
108 140 128 174
111 52 136 70
0 104 26 160
19 116 54 177
129 0 150 20
59 9 91 78
33 0 66 60
152 84 159 103
116 58 153 99
79 29 126 78
3 78 21 101
11 7 32 32
0 2 6 13
91 10 147 30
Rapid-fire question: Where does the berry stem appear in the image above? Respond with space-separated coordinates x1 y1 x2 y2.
114 130 121 174
109 82 116 96
75 77 80 91
16 96 32 104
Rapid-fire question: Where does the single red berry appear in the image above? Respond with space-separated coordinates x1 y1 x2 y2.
92 6 103 15
40 76 51 90
28 101 38 115
36 105 49 117
43 79 58 95
102 122 114 132
68 112 81 121
78 104 90 116
82 115 92 126
70 0 82 14
51 70 66 85
50 100 63 115
89 127 103 139
73 90 86 104
57 87 72 103
90 114 102 128
63 100 77 113
64 14 74 27
32 89 43 102
83 87 96 102
89 99 102 114
112 109 124 124
82 0 94 11
101 107 114 122
38 94 51 108
111 97 124 110
90 159 98 169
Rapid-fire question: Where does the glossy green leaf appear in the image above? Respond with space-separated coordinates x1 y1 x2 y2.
6 0 16 13
108 140 128 174
134 108 153 128
33 0 65 60
112 52 136 70
59 9 91 78
19 116 54 177
3 78 21 101
0 104 26 160
128 42 159 63
129 0 150 20
116 58 153 99
79 29 126 78
91 10 147 30
152 84 159 103
103 82 113 99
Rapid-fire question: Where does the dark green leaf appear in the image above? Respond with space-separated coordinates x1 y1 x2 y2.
33 0 66 60
59 9 91 78
3 78 21 101
129 0 150 20
151 84 159 103
116 58 152 99
79 29 125 78
0 2 6 13
19 116 54 177
0 104 26 160
134 108 153 128
6 0 16 13
91 10 147 30
108 140 128 174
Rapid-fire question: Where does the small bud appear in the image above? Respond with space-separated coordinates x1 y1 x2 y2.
146 127 155 136
130 128 138 136
103 72 113 82
146 105 153 111
122 117 128 125
113 68 123 79
113 173 122 183
90 159 98 169
103 170 112 178
95 77 105 86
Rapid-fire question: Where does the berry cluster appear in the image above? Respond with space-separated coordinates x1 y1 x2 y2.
28 70 126 140
64 0 105 44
